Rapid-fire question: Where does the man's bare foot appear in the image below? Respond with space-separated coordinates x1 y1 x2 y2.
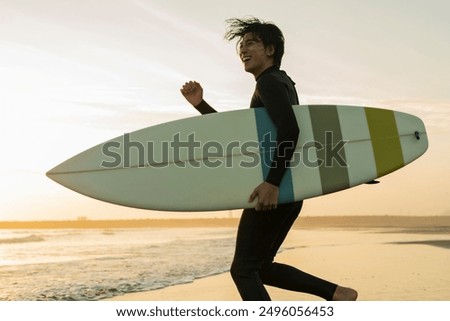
332 285 358 301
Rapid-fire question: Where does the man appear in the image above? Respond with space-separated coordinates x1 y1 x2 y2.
181 17 357 301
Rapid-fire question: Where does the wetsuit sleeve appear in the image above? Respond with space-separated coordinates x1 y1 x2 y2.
257 76 299 186
194 100 217 115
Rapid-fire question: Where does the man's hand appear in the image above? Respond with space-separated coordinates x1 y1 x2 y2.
248 182 279 211
180 81 203 107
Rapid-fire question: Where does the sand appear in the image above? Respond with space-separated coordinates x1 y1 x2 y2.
105 224 450 301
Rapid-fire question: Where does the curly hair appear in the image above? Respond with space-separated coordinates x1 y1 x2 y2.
224 17 285 67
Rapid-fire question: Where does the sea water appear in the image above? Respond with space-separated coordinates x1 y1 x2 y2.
0 227 236 300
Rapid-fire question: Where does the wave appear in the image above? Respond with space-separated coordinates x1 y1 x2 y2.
0 234 45 244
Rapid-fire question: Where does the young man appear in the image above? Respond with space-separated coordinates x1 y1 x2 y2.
181 17 357 301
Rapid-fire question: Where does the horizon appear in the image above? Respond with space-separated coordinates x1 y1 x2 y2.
2 213 450 223
1 0 450 221
2 215 450 231
2 213 450 222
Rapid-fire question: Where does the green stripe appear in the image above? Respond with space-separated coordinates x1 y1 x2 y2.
365 108 404 177
309 105 349 195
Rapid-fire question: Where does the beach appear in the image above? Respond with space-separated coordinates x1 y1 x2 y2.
104 216 450 301
1 216 449 301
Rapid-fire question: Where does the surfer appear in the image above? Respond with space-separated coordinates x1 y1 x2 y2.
181 17 357 301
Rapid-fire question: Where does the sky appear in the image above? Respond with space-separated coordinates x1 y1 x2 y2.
1 0 449 221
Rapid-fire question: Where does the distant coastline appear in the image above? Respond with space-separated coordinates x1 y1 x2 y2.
1 216 449 229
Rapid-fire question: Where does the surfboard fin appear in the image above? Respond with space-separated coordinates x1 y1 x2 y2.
366 180 380 185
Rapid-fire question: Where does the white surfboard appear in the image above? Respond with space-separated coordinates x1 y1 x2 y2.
47 105 428 211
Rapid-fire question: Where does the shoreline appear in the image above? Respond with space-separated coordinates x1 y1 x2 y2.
1 215 450 229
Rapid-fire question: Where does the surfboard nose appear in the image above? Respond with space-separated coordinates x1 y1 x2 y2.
46 164 61 177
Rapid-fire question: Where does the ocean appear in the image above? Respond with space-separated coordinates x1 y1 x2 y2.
0 227 236 300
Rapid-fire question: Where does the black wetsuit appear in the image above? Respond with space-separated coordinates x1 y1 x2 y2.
195 66 337 301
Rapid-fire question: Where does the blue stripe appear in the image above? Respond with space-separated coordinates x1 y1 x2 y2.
254 108 295 204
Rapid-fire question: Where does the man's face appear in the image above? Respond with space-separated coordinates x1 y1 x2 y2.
239 33 274 78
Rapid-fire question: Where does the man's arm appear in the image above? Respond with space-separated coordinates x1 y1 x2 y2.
257 76 300 187
248 75 299 211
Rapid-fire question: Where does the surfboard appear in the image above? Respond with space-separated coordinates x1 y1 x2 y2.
46 105 428 211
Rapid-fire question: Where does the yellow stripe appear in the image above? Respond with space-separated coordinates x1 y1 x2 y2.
365 108 404 177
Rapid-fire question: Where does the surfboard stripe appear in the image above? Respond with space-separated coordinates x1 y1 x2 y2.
290 107 323 200
309 105 350 195
337 106 378 186
365 108 405 177
254 108 295 203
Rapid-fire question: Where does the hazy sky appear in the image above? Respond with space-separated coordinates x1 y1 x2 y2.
1 0 449 221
